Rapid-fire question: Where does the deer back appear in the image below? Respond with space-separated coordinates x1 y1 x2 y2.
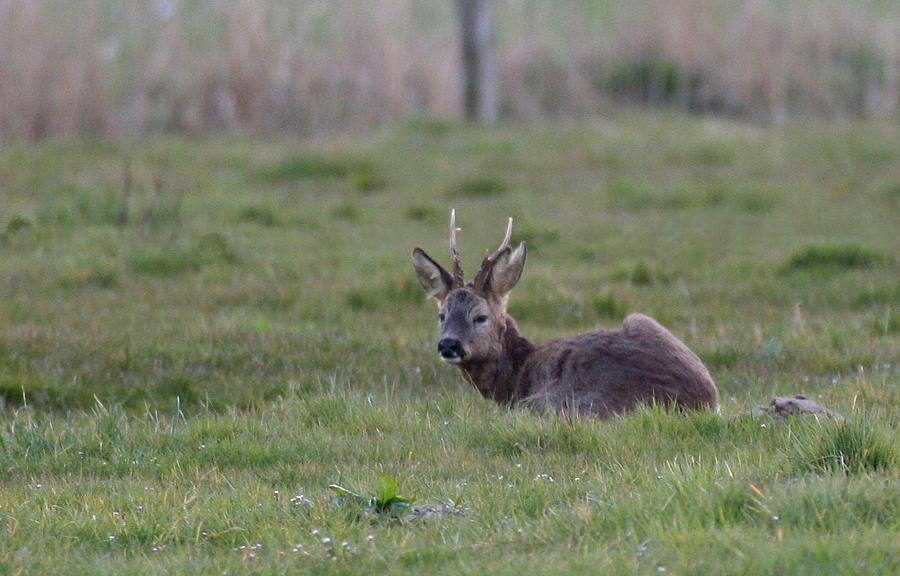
521 314 718 417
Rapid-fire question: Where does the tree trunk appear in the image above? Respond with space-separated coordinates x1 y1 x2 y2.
456 0 498 123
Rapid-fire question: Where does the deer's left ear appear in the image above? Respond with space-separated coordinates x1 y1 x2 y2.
485 242 526 301
412 248 455 304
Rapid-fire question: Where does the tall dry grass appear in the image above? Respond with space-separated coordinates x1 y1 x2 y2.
0 0 898 140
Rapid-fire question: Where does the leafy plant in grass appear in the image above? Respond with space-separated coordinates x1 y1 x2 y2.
329 475 415 520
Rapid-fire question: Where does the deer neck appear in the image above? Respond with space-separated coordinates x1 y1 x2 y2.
460 316 535 404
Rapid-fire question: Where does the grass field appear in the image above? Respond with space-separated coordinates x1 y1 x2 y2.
1 115 900 573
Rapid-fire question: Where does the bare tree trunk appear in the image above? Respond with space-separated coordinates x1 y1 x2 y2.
457 0 498 123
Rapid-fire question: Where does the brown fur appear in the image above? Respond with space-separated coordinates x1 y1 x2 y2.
412 215 718 419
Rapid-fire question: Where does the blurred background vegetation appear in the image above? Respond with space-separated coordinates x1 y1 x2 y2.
1 0 899 140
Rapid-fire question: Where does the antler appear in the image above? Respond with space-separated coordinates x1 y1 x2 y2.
472 217 513 293
449 209 465 288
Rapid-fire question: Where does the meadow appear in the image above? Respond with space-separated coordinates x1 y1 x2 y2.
1 115 900 573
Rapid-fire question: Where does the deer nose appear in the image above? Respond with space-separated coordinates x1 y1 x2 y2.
438 338 466 362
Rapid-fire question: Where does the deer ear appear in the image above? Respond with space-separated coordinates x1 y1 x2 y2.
485 242 526 301
412 248 454 304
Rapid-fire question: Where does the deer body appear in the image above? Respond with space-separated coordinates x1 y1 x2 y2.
413 212 718 418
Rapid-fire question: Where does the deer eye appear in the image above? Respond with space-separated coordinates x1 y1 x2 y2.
438 313 446 323
474 314 489 325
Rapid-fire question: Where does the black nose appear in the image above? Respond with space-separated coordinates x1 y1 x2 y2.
438 338 466 360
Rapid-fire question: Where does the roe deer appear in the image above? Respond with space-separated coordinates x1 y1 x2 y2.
412 211 719 418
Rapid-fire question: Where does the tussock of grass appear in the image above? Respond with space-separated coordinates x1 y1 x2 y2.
611 260 671 286
128 233 238 276
508 292 591 327
345 277 422 312
405 205 441 223
792 420 896 475
2 215 34 244
236 205 280 227
589 292 630 320
331 203 361 221
783 243 884 274
445 175 508 198
512 221 560 254
257 155 385 194
258 156 358 182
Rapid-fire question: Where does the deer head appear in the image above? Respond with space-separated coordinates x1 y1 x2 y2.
412 210 526 364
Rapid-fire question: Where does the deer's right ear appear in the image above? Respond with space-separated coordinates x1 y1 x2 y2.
412 248 454 304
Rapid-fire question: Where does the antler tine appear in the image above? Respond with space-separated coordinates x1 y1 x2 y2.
498 217 513 254
473 217 514 292
484 217 513 264
449 209 465 288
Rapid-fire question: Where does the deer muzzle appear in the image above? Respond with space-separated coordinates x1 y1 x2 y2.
438 338 466 363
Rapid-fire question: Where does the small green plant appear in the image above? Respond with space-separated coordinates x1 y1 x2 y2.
329 475 415 519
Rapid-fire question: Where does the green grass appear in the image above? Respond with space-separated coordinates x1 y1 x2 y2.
1 115 900 573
